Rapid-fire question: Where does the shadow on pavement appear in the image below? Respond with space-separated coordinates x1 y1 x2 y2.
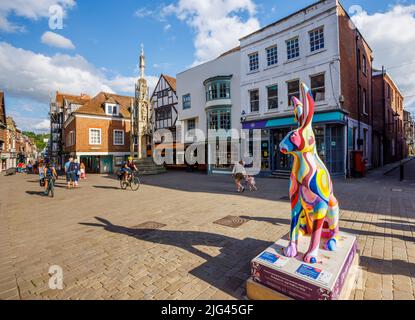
25 191 46 196
379 218 415 225
341 218 414 233
93 185 121 190
79 216 272 299
360 256 415 278
243 216 415 243
240 215 290 226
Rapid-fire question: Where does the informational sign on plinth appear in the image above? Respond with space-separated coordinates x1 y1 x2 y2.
247 232 359 300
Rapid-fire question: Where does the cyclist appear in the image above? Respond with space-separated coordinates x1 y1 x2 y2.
122 157 138 182
43 161 58 196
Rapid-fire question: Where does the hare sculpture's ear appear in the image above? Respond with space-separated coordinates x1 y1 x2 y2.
297 82 315 128
292 96 303 125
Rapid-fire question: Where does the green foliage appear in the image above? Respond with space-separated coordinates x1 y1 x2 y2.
22 131 50 150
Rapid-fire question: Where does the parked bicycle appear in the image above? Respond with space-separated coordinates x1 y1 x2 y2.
119 171 140 191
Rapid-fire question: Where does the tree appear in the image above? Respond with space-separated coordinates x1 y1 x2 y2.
22 131 50 150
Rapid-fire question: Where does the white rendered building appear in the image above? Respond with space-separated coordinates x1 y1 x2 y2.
176 48 241 174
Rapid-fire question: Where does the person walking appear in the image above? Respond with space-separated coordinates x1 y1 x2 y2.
27 161 33 174
64 157 73 189
232 160 246 193
72 158 81 188
38 160 45 187
80 162 86 180
43 161 57 196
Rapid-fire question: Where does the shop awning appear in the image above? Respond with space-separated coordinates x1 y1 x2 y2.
242 110 347 129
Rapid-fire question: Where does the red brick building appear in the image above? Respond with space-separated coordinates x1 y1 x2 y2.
0 92 7 171
63 92 133 173
338 4 374 174
372 70 405 166
50 92 91 165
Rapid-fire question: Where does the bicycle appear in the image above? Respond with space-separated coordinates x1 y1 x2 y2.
44 176 55 197
120 171 140 191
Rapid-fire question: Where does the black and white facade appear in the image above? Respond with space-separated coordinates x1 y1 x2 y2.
150 74 178 132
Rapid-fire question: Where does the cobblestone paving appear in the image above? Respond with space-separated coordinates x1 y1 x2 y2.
0 161 414 300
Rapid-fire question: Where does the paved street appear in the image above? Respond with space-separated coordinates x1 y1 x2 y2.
1 162 415 300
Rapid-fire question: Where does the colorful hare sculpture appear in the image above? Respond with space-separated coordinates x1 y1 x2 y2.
279 82 339 264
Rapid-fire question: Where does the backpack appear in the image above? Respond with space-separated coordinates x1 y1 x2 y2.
69 162 76 172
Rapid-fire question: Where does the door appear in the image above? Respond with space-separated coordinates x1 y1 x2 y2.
325 125 345 175
100 156 113 174
272 128 292 171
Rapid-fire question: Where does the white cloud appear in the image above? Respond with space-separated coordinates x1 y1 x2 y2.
351 4 415 113
163 0 260 65
34 119 50 131
106 75 159 96
0 0 76 32
163 24 172 32
41 31 75 49
0 41 158 103
134 8 154 18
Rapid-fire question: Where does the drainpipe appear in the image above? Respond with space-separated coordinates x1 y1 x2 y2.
355 32 361 149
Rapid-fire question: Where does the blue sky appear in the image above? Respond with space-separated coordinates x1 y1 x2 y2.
0 0 414 132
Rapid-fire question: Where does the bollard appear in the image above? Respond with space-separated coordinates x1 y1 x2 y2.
400 163 404 181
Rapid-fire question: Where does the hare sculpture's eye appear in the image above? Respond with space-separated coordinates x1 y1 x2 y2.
290 131 301 149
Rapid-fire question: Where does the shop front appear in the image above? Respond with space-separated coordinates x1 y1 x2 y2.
78 153 129 174
242 110 348 176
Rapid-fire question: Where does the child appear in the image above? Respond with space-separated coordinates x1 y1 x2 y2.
245 175 257 191
80 162 86 179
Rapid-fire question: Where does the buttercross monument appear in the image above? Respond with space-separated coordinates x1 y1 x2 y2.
131 44 151 159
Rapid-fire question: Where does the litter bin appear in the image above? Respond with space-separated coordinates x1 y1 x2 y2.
351 150 364 177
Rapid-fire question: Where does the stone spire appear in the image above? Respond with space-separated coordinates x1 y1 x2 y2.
139 43 145 79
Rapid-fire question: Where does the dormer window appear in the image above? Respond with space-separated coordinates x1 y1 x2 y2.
105 103 119 116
